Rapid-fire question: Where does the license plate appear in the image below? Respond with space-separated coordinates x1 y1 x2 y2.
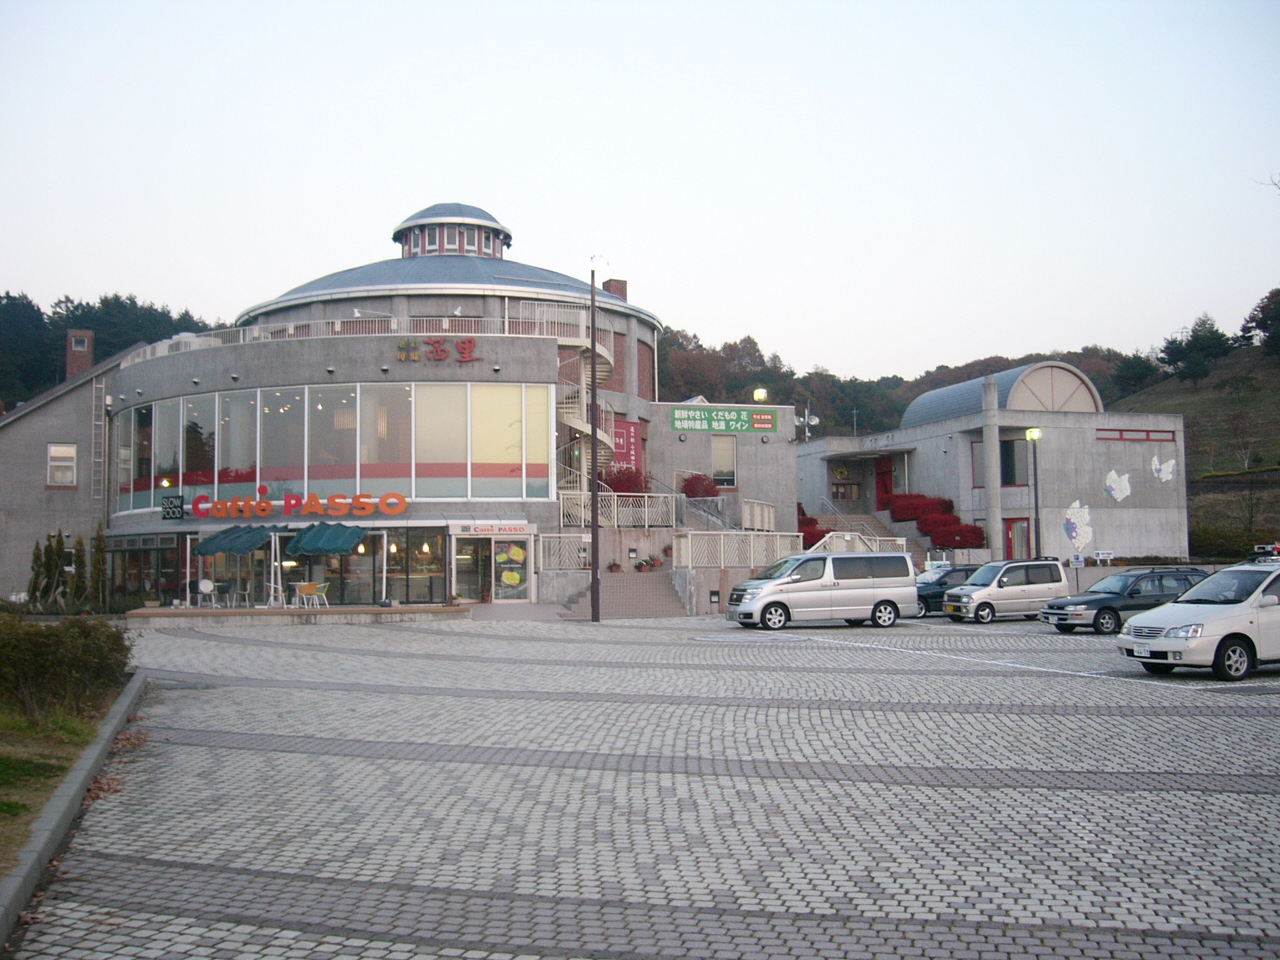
944 604 959 613
1133 643 1150 658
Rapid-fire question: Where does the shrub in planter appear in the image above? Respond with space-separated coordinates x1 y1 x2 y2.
888 495 930 523
932 524 985 549
601 464 650 494
801 523 832 549
917 513 962 537
681 473 719 499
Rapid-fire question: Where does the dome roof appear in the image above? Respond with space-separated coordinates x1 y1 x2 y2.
236 255 651 325
392 203 510 241
899 361 1103 429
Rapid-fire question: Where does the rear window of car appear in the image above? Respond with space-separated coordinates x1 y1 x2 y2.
832 557 872 580
1027 563 1061 584
1001 566 1028 586
872 556 911 579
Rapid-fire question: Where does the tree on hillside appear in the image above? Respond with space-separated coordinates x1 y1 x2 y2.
48 294 213 368
1241 288 1280 355
0 292 52 409
1111 351 1162 397
1159 314 1231 388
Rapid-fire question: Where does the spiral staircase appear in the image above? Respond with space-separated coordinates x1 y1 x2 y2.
547 308 616 495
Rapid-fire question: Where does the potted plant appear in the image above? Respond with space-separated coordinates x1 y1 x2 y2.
607 560 621 572
635 558 650 572
663 544 673 558
649 554 663 569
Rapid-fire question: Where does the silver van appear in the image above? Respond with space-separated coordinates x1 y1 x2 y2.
726 552 918 630
942 557 1069 623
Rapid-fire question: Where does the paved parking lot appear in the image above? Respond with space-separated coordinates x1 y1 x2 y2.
13 614 1280 959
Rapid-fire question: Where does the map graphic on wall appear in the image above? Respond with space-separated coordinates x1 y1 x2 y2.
1063 500 1094 551
1104 470 1131 502
1152 455 1176 482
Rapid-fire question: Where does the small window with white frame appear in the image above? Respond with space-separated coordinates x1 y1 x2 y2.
712 434 737 487
411 227 421 253
48 443 77 486
464 227 477 252
426 225 437 251
445 225 458 252
71 336 89 352
483 230 492 254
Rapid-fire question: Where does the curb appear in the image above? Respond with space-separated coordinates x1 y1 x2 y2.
0 670 148 947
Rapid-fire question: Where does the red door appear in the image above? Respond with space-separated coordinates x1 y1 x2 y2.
875 457 894 511
1005 518 1030 560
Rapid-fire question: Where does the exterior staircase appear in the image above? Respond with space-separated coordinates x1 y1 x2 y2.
562 570 688 619
812 511 930 571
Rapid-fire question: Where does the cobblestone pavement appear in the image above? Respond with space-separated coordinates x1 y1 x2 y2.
13 615 1280 958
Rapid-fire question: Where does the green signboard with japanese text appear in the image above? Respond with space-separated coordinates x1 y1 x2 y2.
670 407 777 432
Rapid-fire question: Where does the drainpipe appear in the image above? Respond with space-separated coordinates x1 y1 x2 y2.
982 376 1004 560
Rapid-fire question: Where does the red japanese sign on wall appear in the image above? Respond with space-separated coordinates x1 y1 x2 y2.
612 420 644 471
396 338 483 364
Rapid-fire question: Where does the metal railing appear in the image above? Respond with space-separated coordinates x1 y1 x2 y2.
539 534 591 570
672 532 803 569
817 497 893 540
120 306 622 369
561 492 680 528
805 531 908 554
647 476 735 531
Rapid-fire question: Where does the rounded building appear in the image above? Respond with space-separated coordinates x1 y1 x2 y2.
106 204 664 605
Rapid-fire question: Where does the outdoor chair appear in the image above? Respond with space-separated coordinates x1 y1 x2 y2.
313 582 330 608
197 579 217 608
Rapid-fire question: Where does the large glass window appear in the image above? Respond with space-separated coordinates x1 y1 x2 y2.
308 386 357 497
260 389 305 497
115 411 132 513
712 435 737 487
472 384 523 498
525 385 550 498
360 384 413 497
182 396 216 500
154 399 181 498
132 405 153 508
218 390 258 499
415 384 467 498
972 439 1030 488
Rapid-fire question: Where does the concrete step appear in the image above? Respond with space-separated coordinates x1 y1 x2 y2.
812 512 930 570
563 569 688 619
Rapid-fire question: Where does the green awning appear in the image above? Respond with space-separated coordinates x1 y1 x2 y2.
285 522 369 557
193 525 287 557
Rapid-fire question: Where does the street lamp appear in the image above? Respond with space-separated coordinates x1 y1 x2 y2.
589 256 607 623
1026 428 1042 557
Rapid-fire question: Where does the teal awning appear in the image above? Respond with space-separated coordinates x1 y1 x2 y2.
193 525 287 557
285 522 369 557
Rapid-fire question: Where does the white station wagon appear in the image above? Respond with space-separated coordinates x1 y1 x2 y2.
1117 560 1280 680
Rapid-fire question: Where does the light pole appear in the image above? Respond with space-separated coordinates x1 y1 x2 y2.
1026 428 1042 557
589 257 607 623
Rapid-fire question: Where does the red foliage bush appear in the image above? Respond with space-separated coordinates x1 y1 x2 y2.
801 524 832 549
888 495 930 522
917 513 961 536
931 524 986 549
681 473 719 499
601 464 649 494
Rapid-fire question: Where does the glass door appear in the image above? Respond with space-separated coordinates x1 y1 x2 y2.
454 538 491 602
1005 518 1030 560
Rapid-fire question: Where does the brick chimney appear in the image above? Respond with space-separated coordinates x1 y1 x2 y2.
66 329 94 380
602 278 627 302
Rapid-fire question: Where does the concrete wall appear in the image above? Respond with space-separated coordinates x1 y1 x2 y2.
0 377 108 598
647 403 798 532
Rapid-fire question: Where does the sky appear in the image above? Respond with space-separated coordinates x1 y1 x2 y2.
1 0 1277 381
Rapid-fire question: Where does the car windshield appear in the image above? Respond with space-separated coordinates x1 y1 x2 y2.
1176 569 1271 605
1087 575 1136 595
756 558 799 581
965 563 1004 587
917 569 949 584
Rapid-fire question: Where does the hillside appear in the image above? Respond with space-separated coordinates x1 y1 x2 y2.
1109 346 1280 480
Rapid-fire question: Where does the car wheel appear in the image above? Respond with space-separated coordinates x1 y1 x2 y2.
947 615 965 623
1054 624 1076 634
760 603 788 631
871 601 898 628
1212 636 1252 681
1093 609 1121 635
915 598 929 618
1141 662 1175 674
973 603 995 624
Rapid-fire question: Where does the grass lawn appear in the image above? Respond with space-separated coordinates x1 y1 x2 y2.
0 706 105 875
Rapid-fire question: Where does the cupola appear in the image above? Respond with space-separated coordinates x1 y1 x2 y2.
391 202 512 259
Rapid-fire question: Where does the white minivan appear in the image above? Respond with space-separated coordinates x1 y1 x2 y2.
1118 560 1280 680
726 552 918 630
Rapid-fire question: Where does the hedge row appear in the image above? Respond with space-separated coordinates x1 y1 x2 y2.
0 616 133 721
884 494 955 523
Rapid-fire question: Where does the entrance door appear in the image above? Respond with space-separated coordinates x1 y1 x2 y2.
1005 518 1030 560
455 538 492 602
875 457 894 510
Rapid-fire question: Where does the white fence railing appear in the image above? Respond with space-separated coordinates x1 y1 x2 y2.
121 306 622 369
561 492 679 528
672 532 803 569
740 499 776 532
539 534 591 570
806 531 907 554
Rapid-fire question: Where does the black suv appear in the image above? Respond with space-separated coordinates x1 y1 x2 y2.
1038 567 1206 634
914 565 979 617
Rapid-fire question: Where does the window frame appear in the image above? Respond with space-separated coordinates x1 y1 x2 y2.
47 442 77 487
